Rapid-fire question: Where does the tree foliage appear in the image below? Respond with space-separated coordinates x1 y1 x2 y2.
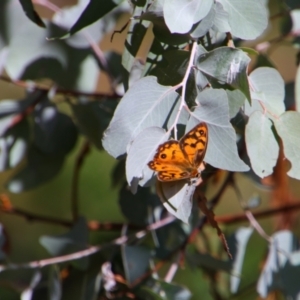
0 0 300 299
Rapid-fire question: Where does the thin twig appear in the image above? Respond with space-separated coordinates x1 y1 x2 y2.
0 75 122 99
230 178 271 241
0 216 175 273
216 201 300 224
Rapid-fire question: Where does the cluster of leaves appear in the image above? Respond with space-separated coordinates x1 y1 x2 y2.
1 0 300 299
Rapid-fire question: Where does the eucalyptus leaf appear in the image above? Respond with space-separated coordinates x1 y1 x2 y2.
161 181 195 224
218 0 268 39
126 126 168 192
229 227 253 293
163 0 213 34
71 99 117 150
226 89 245 118
257 231 299 298
0 118 29 172
48 265 62 300
197 47 251 101
245 111 279 178
65 0 125 37
52 0 128 48
274 111 300 180
188 88 249 172
34 103 78 156
122 245 152 285
6 19 67 80
245 67 285 117
119 185 160 226
6 146 65 193
102 76 180 158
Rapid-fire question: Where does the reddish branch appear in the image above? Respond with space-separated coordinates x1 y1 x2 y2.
0 75 122 99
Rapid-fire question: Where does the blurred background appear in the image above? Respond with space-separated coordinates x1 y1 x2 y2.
0 0 300 299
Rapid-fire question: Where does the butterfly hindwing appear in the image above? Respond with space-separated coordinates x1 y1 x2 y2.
148 141 193 181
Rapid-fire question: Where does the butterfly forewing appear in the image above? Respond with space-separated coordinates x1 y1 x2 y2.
180 123 208 167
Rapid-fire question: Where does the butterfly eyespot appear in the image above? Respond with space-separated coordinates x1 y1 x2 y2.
199 130 204 135
161 154 167 159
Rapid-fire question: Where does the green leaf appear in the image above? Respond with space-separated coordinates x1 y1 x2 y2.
5 20 67 80
102 76 180 158
274 111 300 180
122 245 151 285
257 231 299 298
81 271 102 300
150 50 190 86
189 88 249 172
139 280 191 300
119 185 160 226
197 47 251 102
21 271 42 300
141 13 190 46
229 227 253 293
121 5 149 82
159 181 196 224
72 99 117 150
155 280 192 300
0 224 7 260
187 251 231 272
286 0 300 9
52 1 126 47
245 67 285 117
34 103 78 156
163 0 213 34
48 265 62 300
190 4 215 38
122 19 148 74
245 111 279 178
218 0 268 39
40 217 89 270
72 54 99 92
154 220 188 259
295 62 300 112
226 89 245 118
6 146 65 193
18 0 46 28
68 0 123 36
213 2 230 32
0 118 29 172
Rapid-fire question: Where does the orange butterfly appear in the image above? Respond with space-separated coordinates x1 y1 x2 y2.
148 123 208 182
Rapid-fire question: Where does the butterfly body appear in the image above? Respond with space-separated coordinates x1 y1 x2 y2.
148 123 208 182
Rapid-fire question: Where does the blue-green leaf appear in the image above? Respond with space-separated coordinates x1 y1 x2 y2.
40 217 89 270
197 47 251 102
188 88 249 172
126 127 168 192
245 67 285 117
245 111 279 178
274 111 300 180
102 76 180 158
163 0 213 34
122 245 152 285
218 0 268 39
